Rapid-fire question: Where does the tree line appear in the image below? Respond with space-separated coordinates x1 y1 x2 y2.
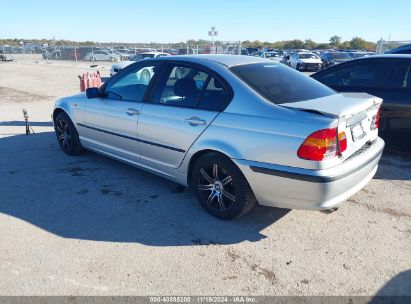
0 35 377 51
242 36 376 51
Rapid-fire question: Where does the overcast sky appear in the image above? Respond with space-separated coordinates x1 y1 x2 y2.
1 0 410 43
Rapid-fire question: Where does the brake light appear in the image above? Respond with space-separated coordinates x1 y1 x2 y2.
374 108 381 129
338 131 347 153
297 128 338 161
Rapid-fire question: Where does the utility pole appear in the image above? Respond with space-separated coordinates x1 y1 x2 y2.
208 26 218 54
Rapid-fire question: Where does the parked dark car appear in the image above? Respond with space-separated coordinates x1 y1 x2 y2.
246 47 259 54
320 52 352 69
385 44 411 55
312 55 411 149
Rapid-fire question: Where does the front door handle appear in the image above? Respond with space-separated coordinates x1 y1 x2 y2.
125 108 140 116
185 117 206 126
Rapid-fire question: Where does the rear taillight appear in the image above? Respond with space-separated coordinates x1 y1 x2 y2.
297 128 337 161
298 128 347 161
338 131 347 153
374 108 381 129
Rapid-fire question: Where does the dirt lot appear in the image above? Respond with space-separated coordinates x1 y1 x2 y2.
0 56 410 296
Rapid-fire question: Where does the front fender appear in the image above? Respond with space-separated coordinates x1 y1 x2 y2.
53 93 86 125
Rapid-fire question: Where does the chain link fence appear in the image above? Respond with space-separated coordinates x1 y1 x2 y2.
1 41 243 62
376 39 411 54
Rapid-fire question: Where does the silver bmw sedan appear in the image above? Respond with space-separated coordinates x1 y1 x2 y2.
53 55 384 219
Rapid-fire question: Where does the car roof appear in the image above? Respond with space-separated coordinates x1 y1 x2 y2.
152 54 271 67
385 44 411 53
354 54 411 60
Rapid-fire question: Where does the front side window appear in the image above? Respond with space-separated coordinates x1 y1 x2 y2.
152 64 228 111
231 63 335 104
314 62 389 87
105 63 159 102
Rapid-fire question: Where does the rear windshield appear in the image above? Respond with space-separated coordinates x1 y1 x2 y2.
332 52 351 59
230 63 336 104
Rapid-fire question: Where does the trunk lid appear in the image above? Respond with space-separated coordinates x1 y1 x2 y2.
281 92 383 161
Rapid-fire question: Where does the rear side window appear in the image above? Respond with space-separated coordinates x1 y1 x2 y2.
385 62 411 89
231 63 335 104
152 64 228 111
314 61 389 88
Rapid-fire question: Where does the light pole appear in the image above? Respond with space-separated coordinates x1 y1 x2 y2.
208 26 218 54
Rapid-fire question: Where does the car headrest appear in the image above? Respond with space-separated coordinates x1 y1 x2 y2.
174 78 197 97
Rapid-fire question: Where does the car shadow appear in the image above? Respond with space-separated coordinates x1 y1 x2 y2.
370 269 411 303
0 120 53 127
374 151 411 181
0 131 289 246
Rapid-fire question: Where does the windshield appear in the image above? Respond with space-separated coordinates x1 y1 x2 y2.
265 52 278 58
299 53 318 59
230 63 335 104
332 52 351 59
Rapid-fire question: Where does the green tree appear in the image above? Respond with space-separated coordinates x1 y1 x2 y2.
304 39 317 49
350 37 367 50
283 39 305 49
339 41 350 49
315 43 330 49
329 35 342 47
252 40 264 49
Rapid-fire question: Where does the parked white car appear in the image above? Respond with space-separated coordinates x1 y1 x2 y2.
84 50 121 62
260 51 282 62
289 52 322 71
110 52 170 76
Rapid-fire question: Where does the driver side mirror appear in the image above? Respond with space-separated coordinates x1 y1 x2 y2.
86 87 99 99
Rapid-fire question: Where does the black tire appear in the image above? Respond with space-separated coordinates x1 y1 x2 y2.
191 153 257 220
54 112 83 156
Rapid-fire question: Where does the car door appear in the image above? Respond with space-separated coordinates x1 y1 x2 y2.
290 54 297 68
79 61 161 163
92 50 102 60
312 59 392 93
137 62 230 168
370 60 411 140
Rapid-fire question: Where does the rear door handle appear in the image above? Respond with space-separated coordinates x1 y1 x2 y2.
185 117 206 126
125 108 140 116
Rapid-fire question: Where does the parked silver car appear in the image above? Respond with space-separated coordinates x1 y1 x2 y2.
53 55 384 219
83 49 120 62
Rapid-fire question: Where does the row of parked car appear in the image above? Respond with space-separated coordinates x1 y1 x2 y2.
246 48 376 72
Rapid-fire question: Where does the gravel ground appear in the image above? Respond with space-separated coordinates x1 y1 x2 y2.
0 57 410 296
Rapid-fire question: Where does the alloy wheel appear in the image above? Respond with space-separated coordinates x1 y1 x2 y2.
197 163 236 212
55 119 72 150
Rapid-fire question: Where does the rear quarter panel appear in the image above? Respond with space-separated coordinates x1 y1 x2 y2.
181 107 336 173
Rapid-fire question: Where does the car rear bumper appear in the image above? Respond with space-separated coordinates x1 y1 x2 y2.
234 137 385 210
